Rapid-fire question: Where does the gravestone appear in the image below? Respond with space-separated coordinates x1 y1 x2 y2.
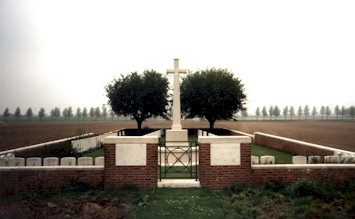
78 157 93 166
308 155 322 164
324 155 340 163
0 158 9 166
26 157 42 166
251 156 259 165
60 157 76 166
43 157 59 166
292 156 307 164
340 156 355 164
260 155 275 164
166 58 188 144
95 156 104 166
9 157 25 166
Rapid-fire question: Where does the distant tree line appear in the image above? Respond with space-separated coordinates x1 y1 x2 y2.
1 105 116 121
253 105 355 120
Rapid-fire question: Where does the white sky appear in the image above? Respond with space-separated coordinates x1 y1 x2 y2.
1 0 355 115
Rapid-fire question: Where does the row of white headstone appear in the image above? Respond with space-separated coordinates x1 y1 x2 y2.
0 156 104 167
71 132 117 153
252 155 355 165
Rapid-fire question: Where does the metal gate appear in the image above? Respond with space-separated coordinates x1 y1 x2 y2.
159 141 198 181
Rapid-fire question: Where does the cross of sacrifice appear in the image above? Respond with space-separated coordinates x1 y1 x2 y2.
167 58 187 130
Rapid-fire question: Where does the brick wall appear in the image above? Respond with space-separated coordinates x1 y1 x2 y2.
254 133 333 156
0 167 103 197
199 143 252 189
252 166 355 185
104 143 157 189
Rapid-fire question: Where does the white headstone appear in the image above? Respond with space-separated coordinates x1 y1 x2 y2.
308 155 322 164
324 155 340 163
0 158 9 166
340 156 355 164
26 157 42 166
60 157 77 166
43 157 59 166
260 156 275 164
78 157 93 166
7 153 15 158
251 156 259 165
95 156 104 166
292 156 307 164
9 157 25 166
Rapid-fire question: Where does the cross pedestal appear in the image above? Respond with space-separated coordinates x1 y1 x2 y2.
166 58 188 145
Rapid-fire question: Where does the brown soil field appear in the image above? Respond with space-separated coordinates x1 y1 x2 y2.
0 120 354 152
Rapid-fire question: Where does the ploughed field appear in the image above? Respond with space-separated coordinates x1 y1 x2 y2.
0 120 354 152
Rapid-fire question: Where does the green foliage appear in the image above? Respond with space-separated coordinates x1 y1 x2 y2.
106 70 169 129
181 68 247 129
285 179 336 201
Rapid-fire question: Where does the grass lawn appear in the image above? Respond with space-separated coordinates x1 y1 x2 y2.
252 144 293 164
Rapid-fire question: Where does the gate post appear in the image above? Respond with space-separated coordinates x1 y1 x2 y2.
103 136 158 189
198 136 252 189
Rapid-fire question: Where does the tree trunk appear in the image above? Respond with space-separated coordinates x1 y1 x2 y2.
137 119 143 130
208 119 216 129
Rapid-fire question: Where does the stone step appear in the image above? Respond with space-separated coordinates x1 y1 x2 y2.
157 179 200 188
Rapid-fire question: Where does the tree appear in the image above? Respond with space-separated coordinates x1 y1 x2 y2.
76 107 82 120
15 107 21 120
241 109 248 120
102 106 108 120
273 105 280 120
106 69 170 130
89 107 95 120
320 106 325 120
304 105 310 120
341 106 346 120
326 106 331 120
311 106 317 120
54 107 61 120
62 108 68 120
349 106 355 120
25 108 33 120
50 109 55 120
297 106 303 120
38 108 45 121
82 107 88 120
289 106 295 120
67 106 73 120
180 68 246 129
262 106 268 120
2 108 10 121
334 105 341 120
268 106 274 120
283 106 288 120
109 109 116 120
255 107 260 120
95 106 101 119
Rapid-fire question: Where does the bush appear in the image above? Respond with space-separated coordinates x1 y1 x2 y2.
286 179 335 201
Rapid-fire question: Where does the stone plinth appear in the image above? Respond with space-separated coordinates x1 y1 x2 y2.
165 129 188 143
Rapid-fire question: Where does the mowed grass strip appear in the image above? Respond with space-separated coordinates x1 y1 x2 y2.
252 144 293 164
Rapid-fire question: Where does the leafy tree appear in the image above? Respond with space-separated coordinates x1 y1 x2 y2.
241 109 248 120
54 107 61 120
50 109 55 120
334 105 341 120
297 106 303 120
2 108 10 121
15 107 21 120
95 106 101 119
283 106 288 120
320 106 325 120
289 106 295 120
89 107 95 120
349 106 355 120
76 107 82 120
255 107 260 120
38 108 45 121
326 106 331 120
273 105 280 120
268 106 274 120
262 106 268 120
63 108 68 120
341 106 346 120
102 106 108 120
82 107 88 120
311 106 317 120
25 108 33 120
67 106 73 120
180 68 246 129
106 70 169 129
109 109 116 120
304 105 310 120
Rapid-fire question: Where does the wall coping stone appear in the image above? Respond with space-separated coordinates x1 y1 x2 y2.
0 166 103 171
104 136 159 144
252 164 355 169
198 136 252 144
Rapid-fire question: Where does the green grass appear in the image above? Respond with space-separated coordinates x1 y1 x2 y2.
81 148 104 157
158 165 198 179
252 144 293 164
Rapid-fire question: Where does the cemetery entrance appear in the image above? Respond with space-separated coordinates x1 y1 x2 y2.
159 140 198 181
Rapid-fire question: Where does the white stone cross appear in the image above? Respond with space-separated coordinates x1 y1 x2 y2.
167 58 187 130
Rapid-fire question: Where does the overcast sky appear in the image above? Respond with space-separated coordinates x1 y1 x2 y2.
1 0 355 115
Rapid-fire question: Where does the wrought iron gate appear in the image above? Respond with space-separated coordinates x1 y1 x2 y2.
159 141 198 181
